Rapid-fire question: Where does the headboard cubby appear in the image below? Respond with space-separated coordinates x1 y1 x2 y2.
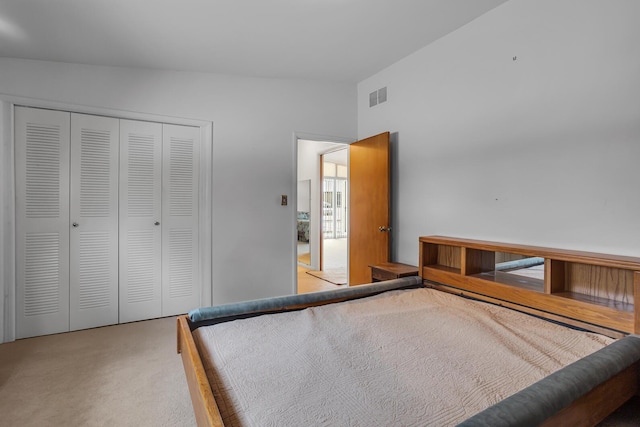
419 236 640 337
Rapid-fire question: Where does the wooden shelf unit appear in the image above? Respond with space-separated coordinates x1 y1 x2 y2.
419 236 640 335
369 262 418 282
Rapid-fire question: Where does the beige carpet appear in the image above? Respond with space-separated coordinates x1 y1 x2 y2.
0 317 195 427
306 268 347 285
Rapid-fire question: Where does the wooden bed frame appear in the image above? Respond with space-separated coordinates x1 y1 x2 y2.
178 236 640 426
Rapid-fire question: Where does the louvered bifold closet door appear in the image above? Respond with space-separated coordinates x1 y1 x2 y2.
119 119 163 322
69 113 119 331
162 124 200 316
15 107 71 338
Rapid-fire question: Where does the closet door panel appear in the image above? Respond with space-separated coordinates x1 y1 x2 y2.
69 113 119 331
119 119 162 322
162 124 200 316
15 107 71 338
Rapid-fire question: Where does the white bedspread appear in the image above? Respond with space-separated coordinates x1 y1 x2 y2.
193 288 613 426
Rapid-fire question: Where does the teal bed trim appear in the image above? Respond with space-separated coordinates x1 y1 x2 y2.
188 276 424 325
458 334 640 427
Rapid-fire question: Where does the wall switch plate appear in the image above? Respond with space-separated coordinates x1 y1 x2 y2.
281 195 288 206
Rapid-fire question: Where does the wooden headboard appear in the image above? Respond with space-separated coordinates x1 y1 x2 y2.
419 236 640 337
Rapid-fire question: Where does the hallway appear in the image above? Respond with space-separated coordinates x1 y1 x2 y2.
297 238 348 294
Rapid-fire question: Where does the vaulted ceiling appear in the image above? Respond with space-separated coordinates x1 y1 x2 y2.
0 0 507 82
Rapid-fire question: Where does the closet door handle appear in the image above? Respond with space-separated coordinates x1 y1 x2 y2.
72 222 79 227
154 221 160 226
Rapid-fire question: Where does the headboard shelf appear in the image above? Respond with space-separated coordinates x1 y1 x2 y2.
554 291 635 313
471 271 544 293
419 236 640 334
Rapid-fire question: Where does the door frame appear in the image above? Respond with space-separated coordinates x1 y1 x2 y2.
292 132 354 294
0 94 214 343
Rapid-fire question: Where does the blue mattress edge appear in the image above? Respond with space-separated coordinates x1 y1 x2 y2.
457 334 640 427
188 276 424 324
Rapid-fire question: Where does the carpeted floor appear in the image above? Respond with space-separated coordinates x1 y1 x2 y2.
0 317 195 427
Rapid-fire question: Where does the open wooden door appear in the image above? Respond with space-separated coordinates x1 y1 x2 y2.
349 132 390 285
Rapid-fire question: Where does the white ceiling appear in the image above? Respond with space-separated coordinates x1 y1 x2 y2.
0 0 507 83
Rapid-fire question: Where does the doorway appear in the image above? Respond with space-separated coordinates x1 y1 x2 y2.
296 138 349 293
295 132 390 293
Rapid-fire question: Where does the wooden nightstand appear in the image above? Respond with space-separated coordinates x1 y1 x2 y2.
369 262 419 282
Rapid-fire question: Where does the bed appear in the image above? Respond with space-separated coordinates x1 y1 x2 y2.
178 237 640 426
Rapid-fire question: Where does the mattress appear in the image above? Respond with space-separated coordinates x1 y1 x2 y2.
193 288 613 427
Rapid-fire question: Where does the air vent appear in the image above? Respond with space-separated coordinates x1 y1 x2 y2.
378 87 387 103
369 87 387 108
369 91 378 107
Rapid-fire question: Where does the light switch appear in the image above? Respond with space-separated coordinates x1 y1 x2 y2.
281 195 288 206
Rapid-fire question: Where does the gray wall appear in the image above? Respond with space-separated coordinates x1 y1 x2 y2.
358 0 640 264
0 58 357 318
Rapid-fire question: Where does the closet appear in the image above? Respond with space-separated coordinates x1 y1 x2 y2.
15 106 200 338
